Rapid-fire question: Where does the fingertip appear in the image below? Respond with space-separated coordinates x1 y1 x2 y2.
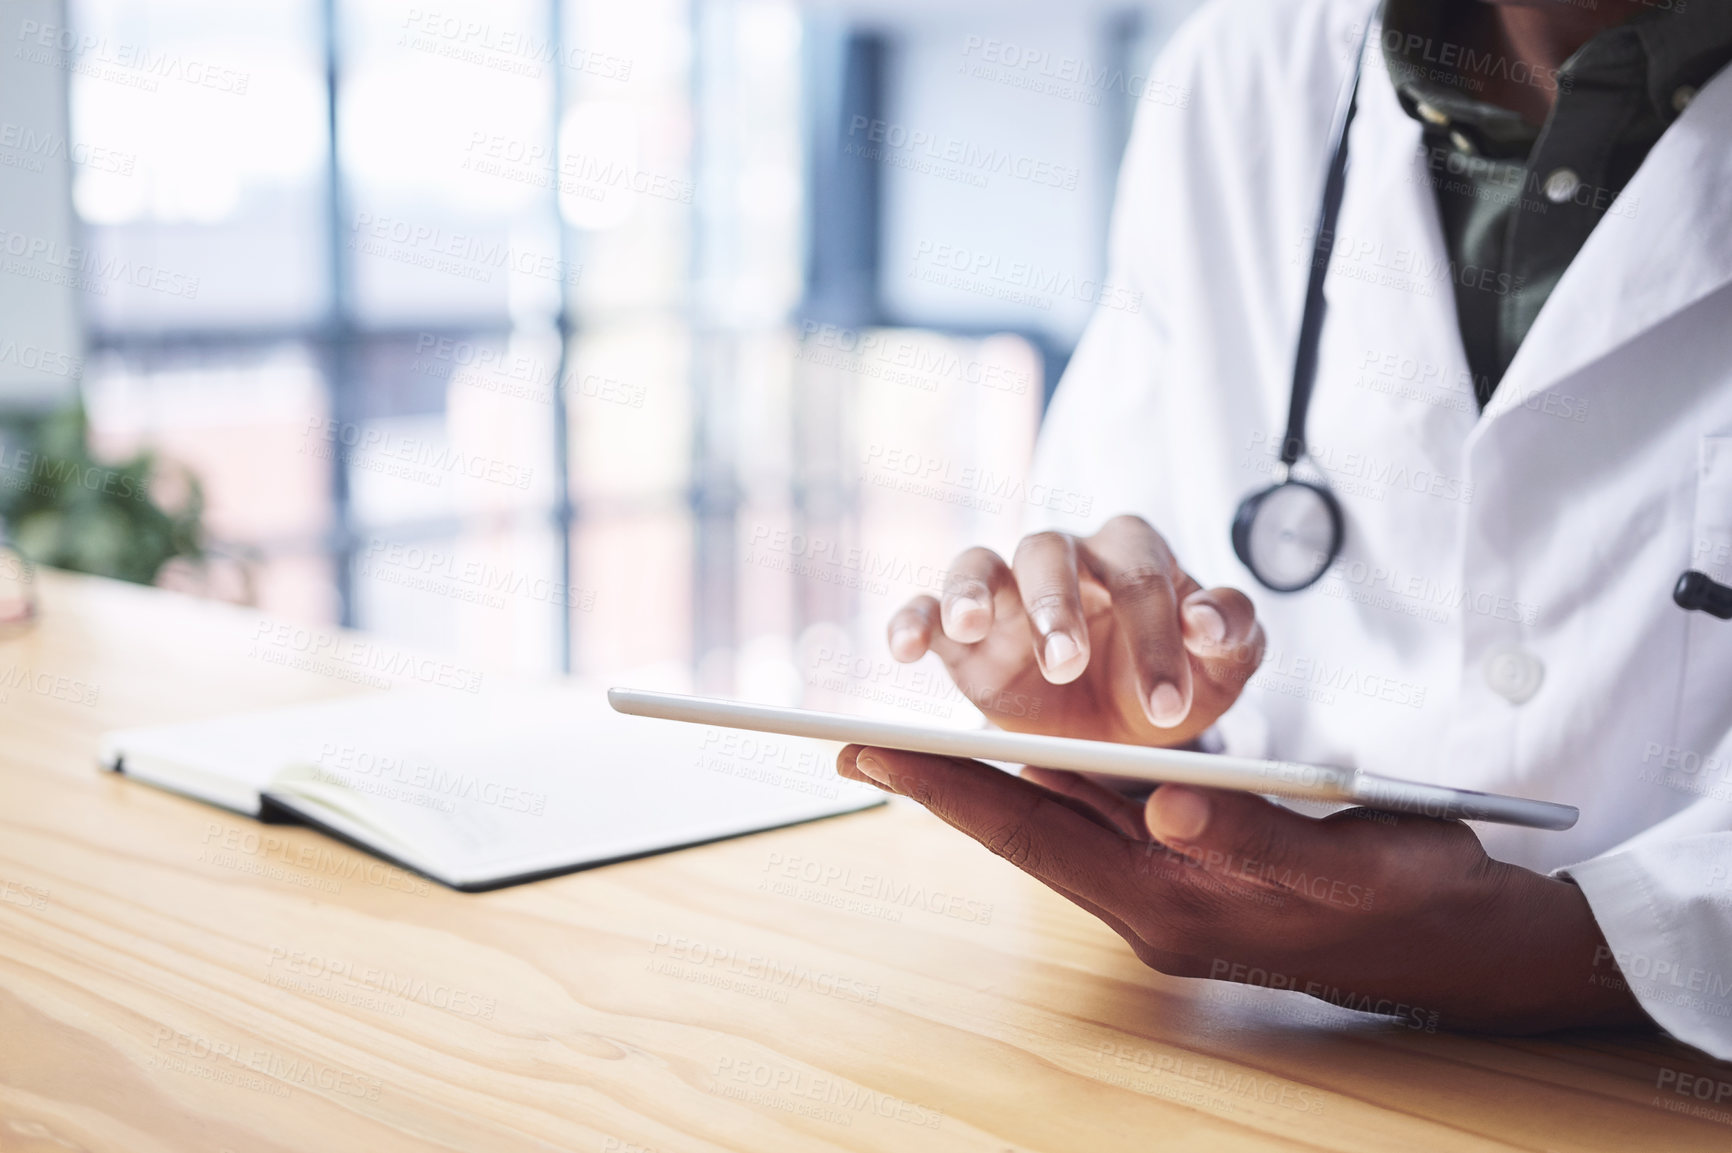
1039 630 1088 683
1183 589 1265 676
855 749 893 788
942 595 993 643
1204 585 1257 612
1145 681 1188 728
889 626 926 662
1147 786 1211 843
1181 600 1227 647
836 744 865 779
1190 587 1257 638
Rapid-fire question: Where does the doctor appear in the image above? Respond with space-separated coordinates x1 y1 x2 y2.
837 0 1732 1054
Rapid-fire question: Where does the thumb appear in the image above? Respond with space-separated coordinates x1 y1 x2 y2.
1146 786 1353 894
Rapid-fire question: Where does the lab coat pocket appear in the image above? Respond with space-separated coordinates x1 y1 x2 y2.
1675 436 1732 785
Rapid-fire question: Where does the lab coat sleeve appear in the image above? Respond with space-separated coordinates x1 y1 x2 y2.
1558 730 1732 1058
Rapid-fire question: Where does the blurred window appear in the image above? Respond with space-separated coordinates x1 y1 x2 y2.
65 0 1088 710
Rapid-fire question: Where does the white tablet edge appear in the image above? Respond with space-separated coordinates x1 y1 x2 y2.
606 688 1578 831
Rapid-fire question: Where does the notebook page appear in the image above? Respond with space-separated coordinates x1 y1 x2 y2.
268 684 881 885
101 698 393 815
109 683 881 887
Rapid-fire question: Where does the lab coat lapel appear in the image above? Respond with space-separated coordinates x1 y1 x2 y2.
1478 65 1732 429
1308 32 1479 466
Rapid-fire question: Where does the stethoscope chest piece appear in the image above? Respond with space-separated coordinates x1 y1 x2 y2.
1232 474 1344 593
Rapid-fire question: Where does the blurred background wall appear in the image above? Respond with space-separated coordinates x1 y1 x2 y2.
0 0 1203 714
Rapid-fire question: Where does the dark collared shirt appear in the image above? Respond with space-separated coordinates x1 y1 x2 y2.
1381 0 1732 407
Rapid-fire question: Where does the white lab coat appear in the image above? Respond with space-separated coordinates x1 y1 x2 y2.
1029 0 1732 1056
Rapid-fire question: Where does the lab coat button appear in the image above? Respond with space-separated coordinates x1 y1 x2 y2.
1484 646 1545 705
1543 168 1581 204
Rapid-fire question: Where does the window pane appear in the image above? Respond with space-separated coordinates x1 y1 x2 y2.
66 0 328 329
566 318 689 503
571 507 691 676
692 0 804 323
338 332 557 529
562 0 693 315
350 521 563 675
340 0 562 327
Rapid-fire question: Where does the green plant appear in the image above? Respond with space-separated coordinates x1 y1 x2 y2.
0 400 204 585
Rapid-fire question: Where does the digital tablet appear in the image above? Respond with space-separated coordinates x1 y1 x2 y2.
607 688 1578 831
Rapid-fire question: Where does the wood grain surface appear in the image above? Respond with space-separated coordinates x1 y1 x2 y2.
3 570 1731 1152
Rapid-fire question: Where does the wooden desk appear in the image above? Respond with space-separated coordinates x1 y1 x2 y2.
3 571 1731 1152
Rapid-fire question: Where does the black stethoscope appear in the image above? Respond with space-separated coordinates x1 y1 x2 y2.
1230 29 1732 621
1230 29 1363 594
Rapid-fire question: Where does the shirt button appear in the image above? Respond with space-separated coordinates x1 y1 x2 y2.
1449 129 1477 155
1673 85 1698 114
1543 167 1581 204
1415 100 1450 127
1484 645 1545 705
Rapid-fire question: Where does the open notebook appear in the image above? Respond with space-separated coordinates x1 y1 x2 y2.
100 685 882 891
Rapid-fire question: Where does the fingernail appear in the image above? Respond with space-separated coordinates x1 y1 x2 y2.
949 596 990 627
1043 631 1081 671
1186 603 1227 644
1153 787 1210 842
1148 682 1185 727
889 627 922 659
856 753 892 789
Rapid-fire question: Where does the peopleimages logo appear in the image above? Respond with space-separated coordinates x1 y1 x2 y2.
410 334 646 410
861 444 1095 517
797 322 1032 396
0 121 135 175
958 35 1191 109
1655 1067 1732 1108
266 946 499 1019
14 19 251 94
761 852 994 925
398 9 632 82
0 665 100 707
909 239 1141 314
1375 27 1570 95
248 619 486 695
0 227 200 298
0 878 48 911
1299 226 1524 300
315 740 549 816
711 1057 945 1129
462 131 693 205
0 338 83 378
844 116 1080 191
648 934 880 1005
348 213 582 287
1095 1042 1326 1115
358 539 595 611
301 417 534 491
1207 960 1440 1032
0 444 146 502
149 1027 382 1100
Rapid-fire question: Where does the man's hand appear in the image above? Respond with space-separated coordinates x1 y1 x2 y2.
887 515 1264 748
836 745 1650 1034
